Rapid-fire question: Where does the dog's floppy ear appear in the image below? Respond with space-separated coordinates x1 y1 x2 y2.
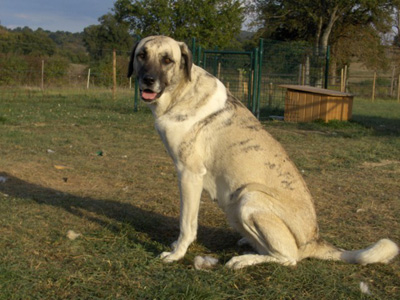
179 42 192 81
127 41 139 78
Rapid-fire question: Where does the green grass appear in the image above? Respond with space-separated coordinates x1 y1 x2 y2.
0 88 399 299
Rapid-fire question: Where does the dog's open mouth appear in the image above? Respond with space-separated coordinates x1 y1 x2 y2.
141 89 161 102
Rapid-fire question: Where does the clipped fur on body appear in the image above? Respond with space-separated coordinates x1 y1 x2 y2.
127 36 399 269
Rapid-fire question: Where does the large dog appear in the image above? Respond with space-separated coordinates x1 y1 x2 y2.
127 36 398 269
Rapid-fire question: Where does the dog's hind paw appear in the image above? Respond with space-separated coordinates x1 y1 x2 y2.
226 255 256 269
226 254 297 269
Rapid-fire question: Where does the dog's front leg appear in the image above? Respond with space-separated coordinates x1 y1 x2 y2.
160 168 204 262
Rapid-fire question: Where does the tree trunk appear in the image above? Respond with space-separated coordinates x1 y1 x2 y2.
315 17 323 56
316 6 339 88
320 5 339 52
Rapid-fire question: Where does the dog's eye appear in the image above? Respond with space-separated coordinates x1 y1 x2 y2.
163 57 173 64
137 52 146 60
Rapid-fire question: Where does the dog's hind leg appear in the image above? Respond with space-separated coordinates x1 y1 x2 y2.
226 191 299 269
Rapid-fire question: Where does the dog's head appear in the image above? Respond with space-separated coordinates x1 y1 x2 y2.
127 36 192 103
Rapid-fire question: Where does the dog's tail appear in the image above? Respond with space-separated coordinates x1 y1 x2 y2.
302 238 399 265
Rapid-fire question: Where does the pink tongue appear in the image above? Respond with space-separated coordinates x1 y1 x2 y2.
141 91 157 101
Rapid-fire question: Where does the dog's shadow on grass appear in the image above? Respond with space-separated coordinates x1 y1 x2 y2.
0 172 239 256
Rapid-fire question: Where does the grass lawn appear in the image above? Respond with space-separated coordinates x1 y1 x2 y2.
0 88 399 299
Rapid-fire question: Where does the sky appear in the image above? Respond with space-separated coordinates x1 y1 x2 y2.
0 0 116 33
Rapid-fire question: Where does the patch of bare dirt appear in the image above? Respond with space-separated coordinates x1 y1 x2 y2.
361 160 400 168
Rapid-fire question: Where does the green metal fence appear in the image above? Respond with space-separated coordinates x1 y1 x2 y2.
2 38 399 109
201 50 255 111
192 39 329 120
195 39 264 118
258 41 329 119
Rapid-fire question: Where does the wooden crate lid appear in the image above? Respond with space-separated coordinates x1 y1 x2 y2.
279 85 353 97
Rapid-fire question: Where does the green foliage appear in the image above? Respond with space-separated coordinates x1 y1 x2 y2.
89 57 113 87
0 26 88 61
48 31 89 64
251 0 397 72
88 55 131 87
83 13 133 60
0 26 91 87
114 0 245 48
45 56 71 86
252 0 395 42
263 40 313 74
0 54 28 85
0 53 70 87
0 27 57 56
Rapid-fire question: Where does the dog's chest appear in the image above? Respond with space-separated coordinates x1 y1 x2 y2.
155 114 197 160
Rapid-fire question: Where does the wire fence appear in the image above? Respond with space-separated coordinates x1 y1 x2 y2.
0 50 133 89
1 41 399 118
201 42 400 119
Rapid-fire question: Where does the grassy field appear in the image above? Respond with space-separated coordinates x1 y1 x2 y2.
0 88 399 299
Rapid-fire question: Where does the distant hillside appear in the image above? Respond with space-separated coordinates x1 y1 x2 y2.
0 26 88 63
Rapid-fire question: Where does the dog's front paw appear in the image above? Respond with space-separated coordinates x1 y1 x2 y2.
159 251 183 262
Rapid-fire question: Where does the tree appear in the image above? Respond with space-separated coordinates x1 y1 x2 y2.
333 24 389 71
83 13 133 59
113 0 245 48
0 27 57 56
393 4 400 47
251 0 396 52
251 0 399 84
47 31 89 63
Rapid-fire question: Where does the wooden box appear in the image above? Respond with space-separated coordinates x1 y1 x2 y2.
280 85 353 122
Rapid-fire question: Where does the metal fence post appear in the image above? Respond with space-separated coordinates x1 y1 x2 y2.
212 47 219 76
248 51 254 108
256 39 264 119
197 46 202 66
252 48 259 115
191 37 196 63
324 45 330 89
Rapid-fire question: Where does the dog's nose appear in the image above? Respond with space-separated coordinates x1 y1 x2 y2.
143 75 155 86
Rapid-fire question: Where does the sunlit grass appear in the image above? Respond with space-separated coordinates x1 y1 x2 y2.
0 88 399 299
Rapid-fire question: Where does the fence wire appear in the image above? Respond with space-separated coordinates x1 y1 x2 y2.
1 41 399 119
